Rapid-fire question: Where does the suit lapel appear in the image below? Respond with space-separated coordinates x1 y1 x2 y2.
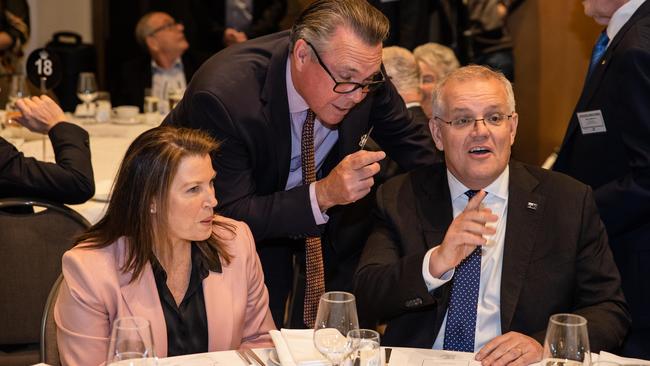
563 1 650 145
203 271 234 350
118 245 168 357
260 38 292 189
500 163 544 332
414 165 453 246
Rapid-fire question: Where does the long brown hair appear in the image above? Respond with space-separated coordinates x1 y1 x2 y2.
75 126 233 282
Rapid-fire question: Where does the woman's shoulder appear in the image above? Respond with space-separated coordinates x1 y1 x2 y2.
63 237 128 273
212 215 253 241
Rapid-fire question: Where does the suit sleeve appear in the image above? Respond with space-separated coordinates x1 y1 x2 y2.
55 250 112 366
594 45 650 237
369 78 439 170
0 122 94 203
571 186 630 351
353 181 437 327
239 222 276 348
164 91 319 241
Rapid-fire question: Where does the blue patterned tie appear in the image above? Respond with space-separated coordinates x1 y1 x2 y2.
588 31 609 77
443 189 481 352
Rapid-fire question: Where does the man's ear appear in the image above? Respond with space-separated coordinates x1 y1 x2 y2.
430 118 445 151
145 35 158 53
292 39 310 71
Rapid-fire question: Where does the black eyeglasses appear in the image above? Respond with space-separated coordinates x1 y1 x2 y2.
148 21 182 36
304 40 385 94
434 113 514 129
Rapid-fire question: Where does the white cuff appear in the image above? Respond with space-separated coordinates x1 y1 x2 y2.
422 247 454 292
310 183 329 225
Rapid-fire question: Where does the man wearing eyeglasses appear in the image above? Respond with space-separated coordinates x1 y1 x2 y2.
163 0 438 328
354 65 629 365
114 12 198 112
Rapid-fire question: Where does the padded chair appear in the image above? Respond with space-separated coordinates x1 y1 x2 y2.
0 198 89 366
40 275 63 366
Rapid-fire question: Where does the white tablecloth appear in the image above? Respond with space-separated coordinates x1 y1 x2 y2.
19 117 155 224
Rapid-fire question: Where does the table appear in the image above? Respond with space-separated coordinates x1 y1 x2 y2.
19 116 157 223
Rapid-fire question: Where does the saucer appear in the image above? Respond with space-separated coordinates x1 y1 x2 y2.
111 116 141 125
268 350 280 366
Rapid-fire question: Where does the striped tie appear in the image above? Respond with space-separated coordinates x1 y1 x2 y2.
301 109 325 327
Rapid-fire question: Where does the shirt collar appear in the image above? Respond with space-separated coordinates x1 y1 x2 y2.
405 101 422 109
286 58 309 114
607 0 646 43
446 164 510 201
151 57 184 72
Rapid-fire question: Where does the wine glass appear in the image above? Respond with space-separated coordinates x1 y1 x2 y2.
542 313 591 366
5 74 29 124
348 329 381 366
77 72 98 122
106 316 156 365
313 291 359 366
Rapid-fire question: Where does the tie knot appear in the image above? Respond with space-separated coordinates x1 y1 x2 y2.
465 190 479 199
596 31 610 48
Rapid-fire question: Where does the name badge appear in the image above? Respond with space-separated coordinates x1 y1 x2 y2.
576 110 607 134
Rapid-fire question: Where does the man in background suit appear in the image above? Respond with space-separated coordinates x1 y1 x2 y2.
114 12 198 112
163 0 438 328
354 66 629 364
553 0 650 357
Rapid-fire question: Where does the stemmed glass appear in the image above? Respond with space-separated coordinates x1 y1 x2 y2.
313 291 359 366
106 316 156 365
77 72 98 122
542 313 591 366
348 329 381 366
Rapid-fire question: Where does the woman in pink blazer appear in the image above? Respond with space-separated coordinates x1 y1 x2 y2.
54 126 275 366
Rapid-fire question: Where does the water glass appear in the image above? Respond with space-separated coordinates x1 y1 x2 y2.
313 291 359 366
542 313 591 366
348 329 381 366
106 316 156 366
77 72 98 122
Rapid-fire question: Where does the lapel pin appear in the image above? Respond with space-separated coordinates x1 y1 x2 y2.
527 202 538 210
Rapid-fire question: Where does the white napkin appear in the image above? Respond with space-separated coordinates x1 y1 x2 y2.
599 351 650 365
269 329 330 366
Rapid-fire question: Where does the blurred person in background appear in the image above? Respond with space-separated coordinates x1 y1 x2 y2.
114 11 199 112
414 42 460 119
0 95 94 204
0 0 29 107
55 126 275 366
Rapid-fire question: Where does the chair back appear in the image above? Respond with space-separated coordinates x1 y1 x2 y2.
40 275 63 366
0 198 89 346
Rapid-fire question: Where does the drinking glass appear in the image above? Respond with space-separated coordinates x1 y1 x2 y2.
106 316 156 366
6 74 29 124
542 313 591 366
348 329 381 366
77 72 98 122
313 291 359 366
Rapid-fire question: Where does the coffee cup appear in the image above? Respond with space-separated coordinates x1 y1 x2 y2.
112 105 139 120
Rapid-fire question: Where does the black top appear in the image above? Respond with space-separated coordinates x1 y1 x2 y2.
150 243 222 357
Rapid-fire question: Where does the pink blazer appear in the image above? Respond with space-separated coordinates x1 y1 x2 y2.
54 216 276 366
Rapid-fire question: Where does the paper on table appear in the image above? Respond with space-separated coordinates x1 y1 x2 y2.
387 347 478 366
599 351 650 365
269 329 330 366
93 179 113 202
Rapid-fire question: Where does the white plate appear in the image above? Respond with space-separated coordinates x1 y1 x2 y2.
268 350 281 366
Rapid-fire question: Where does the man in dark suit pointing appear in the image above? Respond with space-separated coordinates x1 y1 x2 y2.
163 0 437 328
354 65 629 365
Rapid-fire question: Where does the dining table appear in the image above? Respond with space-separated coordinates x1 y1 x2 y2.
16 113 161 224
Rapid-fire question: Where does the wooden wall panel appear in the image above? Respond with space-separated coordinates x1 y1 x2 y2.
509 0 602 164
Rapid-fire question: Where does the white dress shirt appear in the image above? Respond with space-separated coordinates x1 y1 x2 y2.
285 60 339 224
421 166 510 352
151 58 186 114
606 0 647 46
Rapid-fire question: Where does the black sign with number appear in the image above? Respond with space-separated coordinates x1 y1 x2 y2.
26 48 62 90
